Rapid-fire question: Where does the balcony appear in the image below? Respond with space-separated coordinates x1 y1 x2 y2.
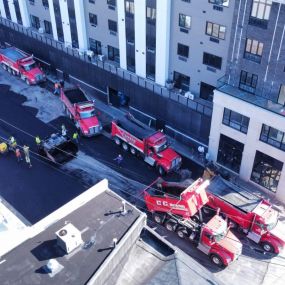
217 75 285 118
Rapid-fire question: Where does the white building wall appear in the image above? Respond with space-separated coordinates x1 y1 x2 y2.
18 0 30 27
155 0 171 86
59 0 72 47
134 0 146 78
48 0 58 40
74 0 88 50
117 0 127 69
8 0 17 23
209 89 285 203
0 0 7 18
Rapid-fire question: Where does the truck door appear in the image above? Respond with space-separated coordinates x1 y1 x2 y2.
197 228 213 254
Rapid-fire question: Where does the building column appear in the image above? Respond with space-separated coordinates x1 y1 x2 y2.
0 0 7 18
59 0 72 47
117 0 127 69
134 0 146 78
74 0 88 50
18 0 30 27
155 0 171 86
48 0 58 40
8 0 17 23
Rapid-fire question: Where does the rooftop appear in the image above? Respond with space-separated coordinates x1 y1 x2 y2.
0 179 144 285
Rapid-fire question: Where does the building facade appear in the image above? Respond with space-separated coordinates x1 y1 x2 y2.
209 0 285 202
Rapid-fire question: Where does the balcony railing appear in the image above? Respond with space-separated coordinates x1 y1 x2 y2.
217 75 285 118
0 17 212 118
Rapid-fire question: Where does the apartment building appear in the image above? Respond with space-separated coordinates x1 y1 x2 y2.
208 0 285 202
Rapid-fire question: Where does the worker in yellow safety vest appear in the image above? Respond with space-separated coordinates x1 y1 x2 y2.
35 136 41 149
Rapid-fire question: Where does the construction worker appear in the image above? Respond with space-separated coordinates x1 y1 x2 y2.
23 145 32 168
53 81 61 96
35 136 41 149
114 154 123 166
8 136 17 151
15 148 22 162
61 124 67 136
72 132 79 144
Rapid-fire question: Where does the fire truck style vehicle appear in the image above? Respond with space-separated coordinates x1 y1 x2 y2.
204 175 285 254
0 46 46 85
144 178 242 267
61 87 102 137
111 114 182 175
38 133 78 164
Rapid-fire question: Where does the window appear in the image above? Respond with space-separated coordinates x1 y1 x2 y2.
29 0 35 5
223 108 250 134
108 45 120 63
125 0 135 15
251 151 283 192
89 38 102 55
177 43 189 58
108 20 117 33
42 0 49 8
244 38 263 63
239 70 258 93
173 71 190 91
146 7 156 23
203 52 222 69
209 0 229 6
107 0 116 6
217 134 244 173
30 15 40 29
200 82 215 101
89 0 95 3
44 20 52 35
89 13 97 26
206 22 226 40
278 85 285 105
260 124 285 151
251 0 272 20
179 14 191 29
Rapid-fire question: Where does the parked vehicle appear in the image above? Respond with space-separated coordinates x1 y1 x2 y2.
111 114 181 175
204 175 285 254
0 46 46 85
144 178 242 267
61 87 102 136
38 133 78 164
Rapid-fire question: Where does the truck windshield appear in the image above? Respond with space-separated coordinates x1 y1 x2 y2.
22 62 37 71
266 217 278 231
154 141 168 153
80 110 95 119
213 221 227 242
214 231 226 243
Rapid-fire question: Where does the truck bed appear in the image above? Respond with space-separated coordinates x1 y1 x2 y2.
206 176 262 213
63 88 88 104
0 47 25 62
117 116 156 140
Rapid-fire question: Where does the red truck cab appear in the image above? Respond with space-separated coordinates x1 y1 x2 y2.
61 87 102 136
205 175 285 254
0 47 45 85
111 114 181 175
144 178 242 267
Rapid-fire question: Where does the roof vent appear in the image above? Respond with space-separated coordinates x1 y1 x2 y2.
55 223 83 254
45 259 64 277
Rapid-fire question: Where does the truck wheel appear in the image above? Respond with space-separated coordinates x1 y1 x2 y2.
1 63 7 70
130 147 136 155
261 242 274 253
177 227 188 239
152 213 165 224
12 69 16 76
210 254 224 267
191 214 200 223
122 142 129 151
157 166 166 176
7 67 12 73
114 137 121 146
165 219 177 232
25 78 30 85
202 207 213 217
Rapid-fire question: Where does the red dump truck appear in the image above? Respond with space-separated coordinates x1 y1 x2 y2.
144 178 242 267
111 114 181 175
0 46 46 85
61 87 102 136
204 175 285 254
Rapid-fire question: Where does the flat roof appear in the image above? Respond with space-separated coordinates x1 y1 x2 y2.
0 182 142 285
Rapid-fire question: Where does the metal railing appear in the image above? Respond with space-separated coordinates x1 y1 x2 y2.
0 17 212 117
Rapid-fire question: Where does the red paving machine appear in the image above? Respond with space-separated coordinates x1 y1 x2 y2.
204 175 285 254
0 46 46 85
144 178 242 267
61 87 102 136
111 114 181 175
